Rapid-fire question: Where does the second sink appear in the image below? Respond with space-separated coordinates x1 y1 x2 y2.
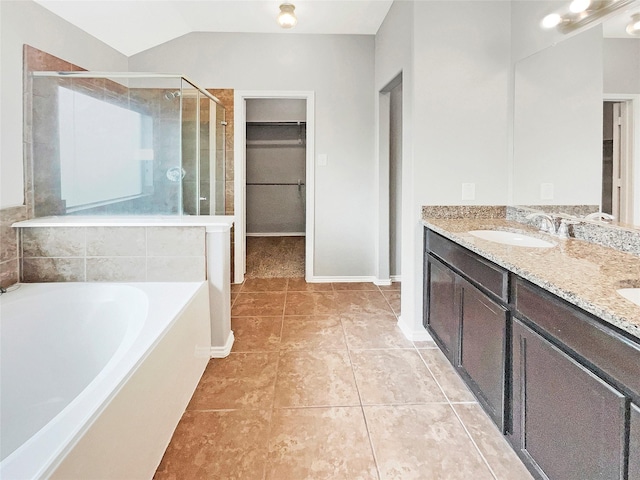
617 288 640 307
468 230 556 248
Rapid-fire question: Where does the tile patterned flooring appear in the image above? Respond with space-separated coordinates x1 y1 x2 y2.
154 279 533 479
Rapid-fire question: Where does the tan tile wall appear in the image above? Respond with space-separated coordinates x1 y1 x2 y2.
24 45 86 218
11 47 234 288
0 206 29 288
208 89 235 279
20 226 207 283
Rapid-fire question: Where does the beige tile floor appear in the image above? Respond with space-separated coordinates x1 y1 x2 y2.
154 279 533 480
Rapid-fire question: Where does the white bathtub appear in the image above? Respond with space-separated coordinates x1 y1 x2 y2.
0 282 211 479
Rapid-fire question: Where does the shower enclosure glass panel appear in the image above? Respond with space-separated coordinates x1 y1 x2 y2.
30 72 225 217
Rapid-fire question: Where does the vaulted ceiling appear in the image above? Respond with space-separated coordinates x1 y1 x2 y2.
33 0 395 56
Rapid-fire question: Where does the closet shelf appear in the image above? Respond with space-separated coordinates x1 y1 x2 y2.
247 121 306 126
246 140 305 147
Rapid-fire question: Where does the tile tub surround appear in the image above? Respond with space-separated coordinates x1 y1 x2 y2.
0 206 28 288
154 279 532 479
13 216 233 283
421 216 640 339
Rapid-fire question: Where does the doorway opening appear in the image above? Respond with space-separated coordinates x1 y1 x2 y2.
245 99 306 278
233 92 315 283
378 73 403 284
602 95 639 224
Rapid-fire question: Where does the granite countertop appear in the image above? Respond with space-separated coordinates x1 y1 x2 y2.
422 217 640 340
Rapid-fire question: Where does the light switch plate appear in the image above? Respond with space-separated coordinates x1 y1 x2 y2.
317 154 328 167
462 183 476 200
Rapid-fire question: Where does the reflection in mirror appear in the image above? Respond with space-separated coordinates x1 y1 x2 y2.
512 3 640 227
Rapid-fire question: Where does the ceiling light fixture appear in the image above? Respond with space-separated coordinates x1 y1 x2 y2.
277 3 297 29
626 13 640 36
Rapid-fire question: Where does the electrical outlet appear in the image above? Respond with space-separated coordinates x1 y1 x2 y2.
317 154 328 167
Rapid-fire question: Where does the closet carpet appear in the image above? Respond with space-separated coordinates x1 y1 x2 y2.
246 236 305 278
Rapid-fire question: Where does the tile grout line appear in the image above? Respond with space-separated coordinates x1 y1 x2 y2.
448 404 500 480
260 285 286 480
414 346 499 480
340 317 382 480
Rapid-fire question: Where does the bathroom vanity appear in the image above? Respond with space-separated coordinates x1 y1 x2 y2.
422 216 640 480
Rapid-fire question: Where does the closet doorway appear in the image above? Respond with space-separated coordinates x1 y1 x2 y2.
233 92 315 283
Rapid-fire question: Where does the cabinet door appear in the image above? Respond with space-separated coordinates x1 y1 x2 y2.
425 255 459 362
511 318 626 480
458 279 507 431
630 403 640 480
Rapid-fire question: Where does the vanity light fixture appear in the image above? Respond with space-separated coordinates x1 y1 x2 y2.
626 13 640 36
541 13 566 28
541 0 638 33
277 3 297 29
569 0 591 13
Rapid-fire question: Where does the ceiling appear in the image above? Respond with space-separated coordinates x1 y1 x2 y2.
33 0 395 57
31 0 640 57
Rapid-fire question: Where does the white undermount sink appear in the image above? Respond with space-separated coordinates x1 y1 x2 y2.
617 288 640 307
468 230 556 248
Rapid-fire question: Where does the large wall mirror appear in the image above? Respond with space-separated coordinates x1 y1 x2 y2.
512 1 640 226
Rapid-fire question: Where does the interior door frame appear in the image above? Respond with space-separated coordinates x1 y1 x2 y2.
604 93 640 225
233 91 315 284
377 73 403 286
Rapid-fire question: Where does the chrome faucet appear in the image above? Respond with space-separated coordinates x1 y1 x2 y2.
526 212 578 239
525 212 556 234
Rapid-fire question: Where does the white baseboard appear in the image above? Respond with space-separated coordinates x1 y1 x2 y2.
390 275 402 282
210 331 235 358
306 275 377 284
374 278 392 286
246 232 306 237
397 317 433 342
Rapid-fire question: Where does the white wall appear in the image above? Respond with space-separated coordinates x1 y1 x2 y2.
129 33 376 277
0 0 128 209
604 38 640 94
374 0 420 337
246 98 306 122
375 1 511 338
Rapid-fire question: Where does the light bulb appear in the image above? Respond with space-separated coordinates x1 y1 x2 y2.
541 13 563 29
626 14 640 36
569 0 591 13
277 3 297 29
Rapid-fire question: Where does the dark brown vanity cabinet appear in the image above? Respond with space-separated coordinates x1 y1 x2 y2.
424 254 459 362
458 278 508 430
510 318 627 480
424 230 508 430
423 227 640 480
630 404 640 480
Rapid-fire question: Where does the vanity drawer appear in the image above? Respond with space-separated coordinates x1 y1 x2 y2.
425 229 508 301
514 277 640 399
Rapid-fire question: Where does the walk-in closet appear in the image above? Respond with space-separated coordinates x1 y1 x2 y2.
245 99 306 277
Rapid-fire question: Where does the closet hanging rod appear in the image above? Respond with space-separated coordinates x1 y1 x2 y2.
246 182 305 186
246 121 306 126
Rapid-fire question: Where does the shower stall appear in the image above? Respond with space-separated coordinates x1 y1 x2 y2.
29 72 225 216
